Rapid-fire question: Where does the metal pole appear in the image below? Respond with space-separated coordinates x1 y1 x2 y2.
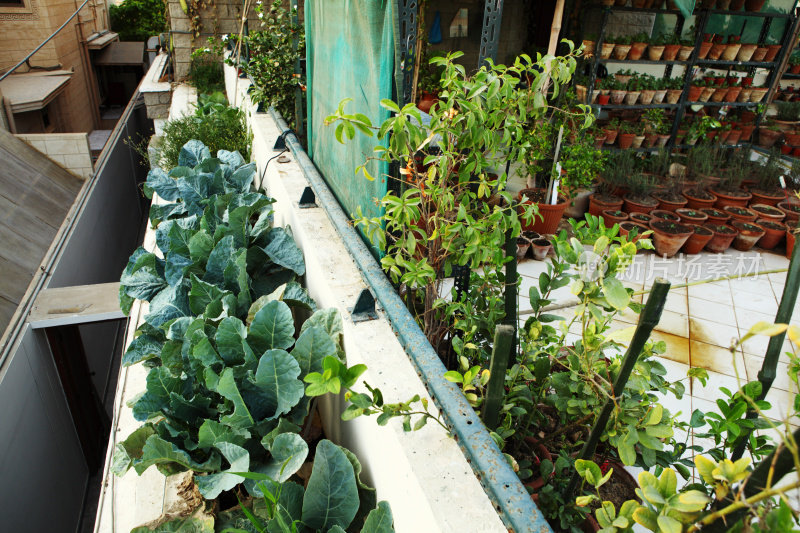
481 324 515 429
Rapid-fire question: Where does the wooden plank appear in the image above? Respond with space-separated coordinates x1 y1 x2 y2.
0 255 36 304
28 282 124 329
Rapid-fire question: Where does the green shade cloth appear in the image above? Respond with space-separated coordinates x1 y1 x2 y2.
305 0 395 254
674 0 696 18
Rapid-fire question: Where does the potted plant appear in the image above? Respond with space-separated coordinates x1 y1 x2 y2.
665 76 683 104
649 219 694 256
704 223 739 252
623 172 659 213
648 34 667 60
723 205 759 222
631 122 646 149
530 236 553 260
610 79 627 104
612 35 633 60
722 34 742 61
560 136 608 218
582 34 598 58
749 82 769 102
711 154 752 208
751 203 785 221
698 33 714 60
737 40 758 62
628 32 649 60
786 220 799 258
599 38 616 59
617 121 637 148
683 148 719 209
750 150 788 205
677 36 695 61
589 150 630 216
755 218 786 249
777 200 800 222
603 116 620 144
630 212 653 225
619 220 649 241
757 120 783 148
790 55 800 74
729 220 765 250
682 224 715 253
708 34 727 60
676 207 708 224
662 33 682 61
624 77 642 105
651 209 681 221
700 207 730 224
638 74 657 105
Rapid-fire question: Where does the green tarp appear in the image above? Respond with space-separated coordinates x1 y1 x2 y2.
674 0 696 18
305 0 395 253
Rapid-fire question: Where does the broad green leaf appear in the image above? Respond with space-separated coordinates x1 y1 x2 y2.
645 404 663 426
177 172 212 210
282 281 317 312
143 167 180 201
361 502 394 533
130 514 214 533
300 308 344 352
226 162 257 193
204 235 236 285
144 284 190 328
263 227 306 276
218 149 245 169
248 349 304 420
301 440 359 531
603 277 630 310
189 274 229 315
188 229 214 263
292 326 337 379
120 252 167 301
342 446 377 530
111 425 155 475
261 432 308 482
216 367 255 428
195 442 250 499
178 139 211 168
656 515 682 533
122 334 163 366
135 434 219 475
249 300 295 353
197 419 251 449
216 317 251 365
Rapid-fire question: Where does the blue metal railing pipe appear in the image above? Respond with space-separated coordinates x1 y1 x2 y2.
268 107 552 533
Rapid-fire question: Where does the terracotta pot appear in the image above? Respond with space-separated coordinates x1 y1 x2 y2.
700 87 716 102
652 191 688 212
624 91 641 105
750 190 787 207
618 133 636 149
610 90 627 104
678 46 694 61
688 85 703 101
750 88 769 102
516 237 531 260
778 200 800 222
746 0 766 10
708 43 727 60
757 128 782 148
649 220 694 257
600 42 615 59
639 90 656 105
785 132 800 146
739 123 755 140
737 44 758 62
648 45 666 61
750 203 786 221
738 88 754 102
598 93 611 105
594 134 607 148
730 0 745 8
726 130 743 145
764 45 782 62
651 209 682 222
682 225 715 254
751 47 768 62
717 0 732 8
730 220 765 251
791 65 800 75
756 218 786 250
701 207 730 224
619 221 649 242
704 223 739 252
624 194 659 214
530 237 553 261
676 207 709 224
657 134 671 146
518 188 569 234
613 44 633 60
787 229 797 259
582 40 596 58
711 87 728 102
631 135 646 149
718 130 732 144
698 41 713 60
603 128 619 144
588 193 624 217
629 42 648 60
417 92 438 113
602 209 629 225
683 189 718 209
726 86 743 103
630 212 653 225
721 43 741 61
663 44 681 61
723 205 758 222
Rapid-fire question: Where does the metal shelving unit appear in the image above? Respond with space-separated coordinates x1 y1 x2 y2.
580 4 800 149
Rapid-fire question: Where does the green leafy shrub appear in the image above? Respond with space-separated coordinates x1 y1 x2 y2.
109 0 167 42
189 48 225 95
158 97 252 169
113 140 336 499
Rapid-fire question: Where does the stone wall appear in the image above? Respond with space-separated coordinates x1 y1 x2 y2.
167 0 261 80
16 132 93 179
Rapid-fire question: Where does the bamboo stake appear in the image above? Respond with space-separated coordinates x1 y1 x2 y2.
481 324 515 430
410 1 425 106
564 279 671 499
730 242 800 461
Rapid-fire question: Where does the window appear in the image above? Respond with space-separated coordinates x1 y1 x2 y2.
0 0 25 7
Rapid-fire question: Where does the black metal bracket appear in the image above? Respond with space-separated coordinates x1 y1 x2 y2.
273 131 290 151
350 289 378 322
397 0 419 106
298 186 316 208
478 0 505 67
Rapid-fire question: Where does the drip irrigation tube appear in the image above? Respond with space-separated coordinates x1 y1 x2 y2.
267 107 551 533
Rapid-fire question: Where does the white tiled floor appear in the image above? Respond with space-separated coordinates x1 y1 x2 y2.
516 245 800 485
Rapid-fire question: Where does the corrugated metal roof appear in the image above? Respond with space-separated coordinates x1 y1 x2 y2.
0 128 83 335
